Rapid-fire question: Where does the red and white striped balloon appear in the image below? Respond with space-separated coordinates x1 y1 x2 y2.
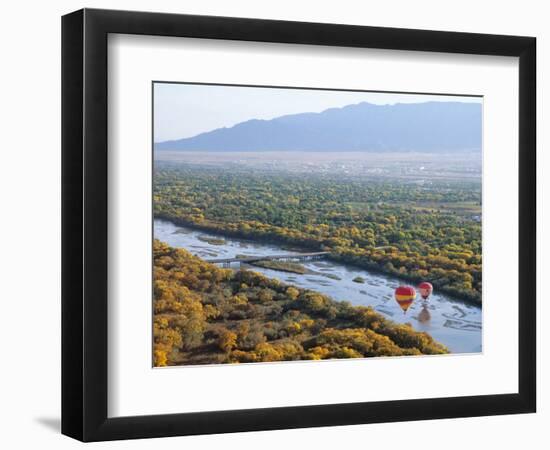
418 282 433 300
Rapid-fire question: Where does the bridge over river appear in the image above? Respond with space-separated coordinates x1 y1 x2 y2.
205 251 330 267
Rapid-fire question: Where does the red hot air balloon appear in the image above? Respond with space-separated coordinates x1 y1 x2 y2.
418 282 433 300
394 285 416 313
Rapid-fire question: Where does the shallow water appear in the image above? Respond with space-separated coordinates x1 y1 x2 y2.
155 219 482 353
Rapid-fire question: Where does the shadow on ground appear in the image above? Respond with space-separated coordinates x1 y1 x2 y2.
35 417 61 433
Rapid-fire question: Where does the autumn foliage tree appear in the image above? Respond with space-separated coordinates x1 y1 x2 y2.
154 167 482 303
153 240 447 367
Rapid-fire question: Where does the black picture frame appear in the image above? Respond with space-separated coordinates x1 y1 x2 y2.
62 8 536 442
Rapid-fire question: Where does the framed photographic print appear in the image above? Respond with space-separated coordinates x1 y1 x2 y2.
61 8 536 442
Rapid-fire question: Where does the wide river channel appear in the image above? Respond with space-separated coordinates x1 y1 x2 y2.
155 219 482 353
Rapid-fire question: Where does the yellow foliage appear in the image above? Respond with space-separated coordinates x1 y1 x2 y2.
218 329 238 353
286 287 300 301
152 239 447 366
154 349 168 367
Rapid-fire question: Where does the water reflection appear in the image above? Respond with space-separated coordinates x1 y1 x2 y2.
417 303 432 324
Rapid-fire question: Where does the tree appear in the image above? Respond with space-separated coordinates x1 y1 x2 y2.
217 329 237 353
286 287 300 301
154 349 168 367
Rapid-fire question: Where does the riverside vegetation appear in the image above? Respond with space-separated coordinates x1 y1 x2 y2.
153 240 448 366
153 166 482 304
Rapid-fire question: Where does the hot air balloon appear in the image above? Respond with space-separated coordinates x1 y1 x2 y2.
394 285 416 313
418 282 433 300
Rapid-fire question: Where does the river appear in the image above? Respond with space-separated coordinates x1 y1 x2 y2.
155 219 482 354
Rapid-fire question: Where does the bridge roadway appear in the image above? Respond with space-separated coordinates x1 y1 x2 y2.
204 251 330 265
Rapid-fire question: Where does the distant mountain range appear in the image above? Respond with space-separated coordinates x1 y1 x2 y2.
155 101 481 152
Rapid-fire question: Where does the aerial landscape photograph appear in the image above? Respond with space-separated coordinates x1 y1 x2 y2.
152 82 483 367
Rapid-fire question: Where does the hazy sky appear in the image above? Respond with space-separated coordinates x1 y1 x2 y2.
154 82 482 142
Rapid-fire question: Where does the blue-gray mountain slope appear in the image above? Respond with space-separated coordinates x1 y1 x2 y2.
155 101 481 152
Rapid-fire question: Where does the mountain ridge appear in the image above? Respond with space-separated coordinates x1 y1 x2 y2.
155 101 482 152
